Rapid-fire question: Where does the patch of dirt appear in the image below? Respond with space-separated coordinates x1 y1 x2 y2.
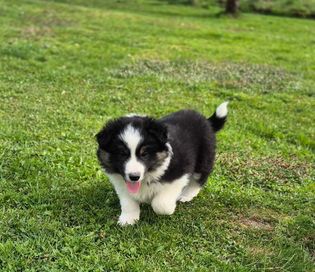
21 26 54 39
21 9 72 39
112 60 302 93
239 216 274 231
217 152 313 190
25 9 71 27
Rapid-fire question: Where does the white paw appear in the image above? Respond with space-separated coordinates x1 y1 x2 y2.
178 194 195 202
178 184 201 202
151 197 176 215
118 212 139 226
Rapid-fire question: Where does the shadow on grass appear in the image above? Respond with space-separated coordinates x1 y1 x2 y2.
50 179 257 229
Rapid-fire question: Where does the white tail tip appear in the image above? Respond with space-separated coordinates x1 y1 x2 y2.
215 101 229 118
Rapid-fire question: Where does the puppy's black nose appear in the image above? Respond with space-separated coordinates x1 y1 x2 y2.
128 173 140 182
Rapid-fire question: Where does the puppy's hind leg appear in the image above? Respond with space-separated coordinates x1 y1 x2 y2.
151 175 189 215
178 173 202 203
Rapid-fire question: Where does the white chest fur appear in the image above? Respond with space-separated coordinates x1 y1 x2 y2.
107 173 168 203
107 173 189 204
130 181 164 203
107 173 190 225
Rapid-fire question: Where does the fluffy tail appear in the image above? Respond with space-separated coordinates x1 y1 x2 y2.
208 101 229 132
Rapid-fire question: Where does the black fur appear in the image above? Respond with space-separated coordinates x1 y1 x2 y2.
208 112 227 132
159 110 216 185
96 116 169 176
96 108 227 186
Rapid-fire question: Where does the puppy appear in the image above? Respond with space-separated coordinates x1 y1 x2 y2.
96 102 228 225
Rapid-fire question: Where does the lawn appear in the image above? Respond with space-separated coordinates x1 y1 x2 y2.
169 0 315 19
240 0 315 18
0 0 314 271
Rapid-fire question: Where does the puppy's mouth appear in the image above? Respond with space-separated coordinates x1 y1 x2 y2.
125 180 141 194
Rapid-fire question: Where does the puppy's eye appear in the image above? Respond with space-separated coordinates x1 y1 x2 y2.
139 147 149 157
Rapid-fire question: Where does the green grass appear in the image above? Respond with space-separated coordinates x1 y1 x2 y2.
240 0 315 18
0 0 314 271
166 0 315 18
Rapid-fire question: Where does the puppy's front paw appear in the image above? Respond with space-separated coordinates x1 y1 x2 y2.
151 197 176 215
178 195 194 202
118 212 139 226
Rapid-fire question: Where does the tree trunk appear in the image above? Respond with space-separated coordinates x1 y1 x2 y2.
225 0 239 15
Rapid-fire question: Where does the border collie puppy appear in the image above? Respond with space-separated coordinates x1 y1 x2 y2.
96 102 228 225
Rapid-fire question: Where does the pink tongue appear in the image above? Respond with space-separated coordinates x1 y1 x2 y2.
126 181 141 194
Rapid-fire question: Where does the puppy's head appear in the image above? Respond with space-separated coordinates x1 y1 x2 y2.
96 116 170 194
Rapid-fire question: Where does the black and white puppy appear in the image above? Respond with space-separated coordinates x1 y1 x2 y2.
96 102 228 225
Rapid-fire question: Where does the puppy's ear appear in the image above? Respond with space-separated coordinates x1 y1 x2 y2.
95 120 116 150
95 128 109 150
146 119 168 144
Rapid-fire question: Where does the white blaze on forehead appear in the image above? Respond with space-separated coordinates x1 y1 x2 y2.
119 124 145 180
119 124 142 151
